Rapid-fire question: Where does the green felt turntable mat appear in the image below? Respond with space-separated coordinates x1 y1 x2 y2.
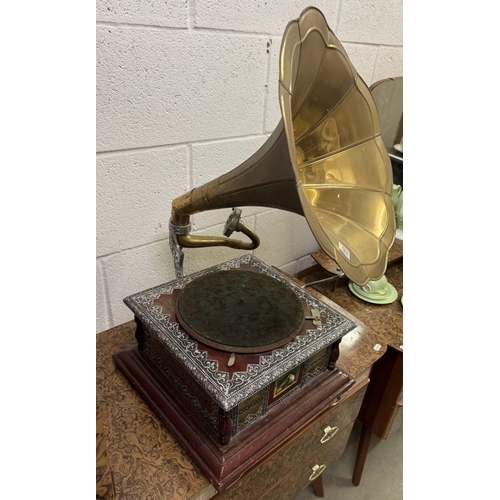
175 270 305 353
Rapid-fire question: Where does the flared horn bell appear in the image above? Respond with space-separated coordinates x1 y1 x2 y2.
278 7 395 284
170 7 395 285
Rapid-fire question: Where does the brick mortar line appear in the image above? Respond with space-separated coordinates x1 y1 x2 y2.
96 133 268 157
96 20 278 38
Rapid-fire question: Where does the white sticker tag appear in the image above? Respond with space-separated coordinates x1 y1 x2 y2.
373 343 382 351
339 242 351 260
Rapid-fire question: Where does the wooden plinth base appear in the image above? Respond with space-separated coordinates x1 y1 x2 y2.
114 347 353 491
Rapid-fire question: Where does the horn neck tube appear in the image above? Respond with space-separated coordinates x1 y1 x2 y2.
169 119 303 276
171 119 302 226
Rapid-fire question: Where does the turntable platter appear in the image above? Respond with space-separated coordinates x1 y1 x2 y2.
175 270 305 353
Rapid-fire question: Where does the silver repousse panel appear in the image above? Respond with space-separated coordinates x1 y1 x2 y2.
124 255 356 410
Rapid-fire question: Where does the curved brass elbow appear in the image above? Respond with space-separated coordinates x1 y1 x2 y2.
169 186 260 278
172 221 260 250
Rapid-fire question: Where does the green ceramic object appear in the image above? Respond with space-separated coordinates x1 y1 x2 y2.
348 281 398 305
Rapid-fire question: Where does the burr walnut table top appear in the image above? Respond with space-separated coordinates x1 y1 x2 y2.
97 322 218 500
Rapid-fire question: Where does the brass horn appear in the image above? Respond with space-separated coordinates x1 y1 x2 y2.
169 7 395 285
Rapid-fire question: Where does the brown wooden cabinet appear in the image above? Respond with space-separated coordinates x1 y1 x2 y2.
213 379 368 500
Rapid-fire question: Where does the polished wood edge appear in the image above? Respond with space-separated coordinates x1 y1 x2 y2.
357 345 403 439
113 347 354 491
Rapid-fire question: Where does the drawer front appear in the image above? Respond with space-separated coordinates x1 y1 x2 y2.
214 380 367 500
304 382 367 450
261 422 355 500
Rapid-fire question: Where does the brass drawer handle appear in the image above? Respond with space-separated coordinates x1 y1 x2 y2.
330 394 345 407
320 425 339 443
309 464 326 481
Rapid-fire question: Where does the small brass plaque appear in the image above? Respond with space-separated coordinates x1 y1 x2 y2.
273 366 301 398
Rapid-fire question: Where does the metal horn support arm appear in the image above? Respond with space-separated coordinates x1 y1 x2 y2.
171 213 259 250
169 202 260 278
173 227 259 249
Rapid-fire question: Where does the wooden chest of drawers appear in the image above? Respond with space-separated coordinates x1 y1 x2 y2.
213 378 368 500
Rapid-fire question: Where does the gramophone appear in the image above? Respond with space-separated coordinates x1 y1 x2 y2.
113 6 395 491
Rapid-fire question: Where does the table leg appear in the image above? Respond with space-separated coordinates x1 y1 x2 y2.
312 475 324 497
352 423 372 486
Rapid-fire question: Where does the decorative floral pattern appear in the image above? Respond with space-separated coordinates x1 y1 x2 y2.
124 255 357 411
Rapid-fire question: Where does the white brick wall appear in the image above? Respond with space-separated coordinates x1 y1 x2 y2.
96 0 403 333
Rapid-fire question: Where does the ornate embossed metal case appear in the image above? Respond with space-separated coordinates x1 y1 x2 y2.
121 255 356 444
